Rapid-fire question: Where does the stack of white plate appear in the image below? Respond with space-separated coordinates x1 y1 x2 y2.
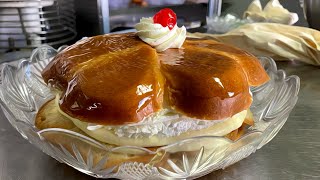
0 0 76 52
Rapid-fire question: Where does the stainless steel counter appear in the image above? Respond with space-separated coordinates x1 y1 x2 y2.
0 60 319 180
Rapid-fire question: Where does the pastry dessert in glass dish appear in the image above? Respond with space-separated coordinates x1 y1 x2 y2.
34 8 269 171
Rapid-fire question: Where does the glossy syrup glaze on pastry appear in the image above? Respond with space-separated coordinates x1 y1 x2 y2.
42 33 164 125
42 33 269 125
160 44 249 120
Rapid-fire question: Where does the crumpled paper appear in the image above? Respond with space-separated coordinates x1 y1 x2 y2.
243 0 298 25
189 23 320 66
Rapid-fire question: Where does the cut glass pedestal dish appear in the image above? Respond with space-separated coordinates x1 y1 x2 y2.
0 45 300 179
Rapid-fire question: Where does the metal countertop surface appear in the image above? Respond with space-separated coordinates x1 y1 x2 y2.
0 61 319 180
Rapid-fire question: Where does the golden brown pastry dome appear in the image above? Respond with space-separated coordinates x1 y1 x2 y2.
41 33 269 125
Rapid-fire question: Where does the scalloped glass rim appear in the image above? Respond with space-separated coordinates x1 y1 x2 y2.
0 45 300 179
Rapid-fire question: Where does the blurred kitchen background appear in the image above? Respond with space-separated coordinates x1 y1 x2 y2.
0 0 308 60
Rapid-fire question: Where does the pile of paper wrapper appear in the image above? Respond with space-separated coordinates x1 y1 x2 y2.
190 0 320 66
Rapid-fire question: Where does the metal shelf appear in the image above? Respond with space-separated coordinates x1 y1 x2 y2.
0 0 76 52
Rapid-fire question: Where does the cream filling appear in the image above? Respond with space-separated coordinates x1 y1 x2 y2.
54 95 241 138
54 96 247 147
89 88 252 138
87 109 230 138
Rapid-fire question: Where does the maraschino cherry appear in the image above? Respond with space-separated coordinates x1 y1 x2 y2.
153 8 177 30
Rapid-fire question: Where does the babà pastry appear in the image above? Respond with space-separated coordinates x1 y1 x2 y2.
36 8 269 148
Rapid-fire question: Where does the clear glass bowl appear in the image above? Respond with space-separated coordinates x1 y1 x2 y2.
0 45 300 179
206 14 252 34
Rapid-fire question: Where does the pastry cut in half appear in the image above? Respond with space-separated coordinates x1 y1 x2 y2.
36 32 269 147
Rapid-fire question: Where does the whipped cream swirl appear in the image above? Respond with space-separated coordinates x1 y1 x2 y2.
135 17 186 52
